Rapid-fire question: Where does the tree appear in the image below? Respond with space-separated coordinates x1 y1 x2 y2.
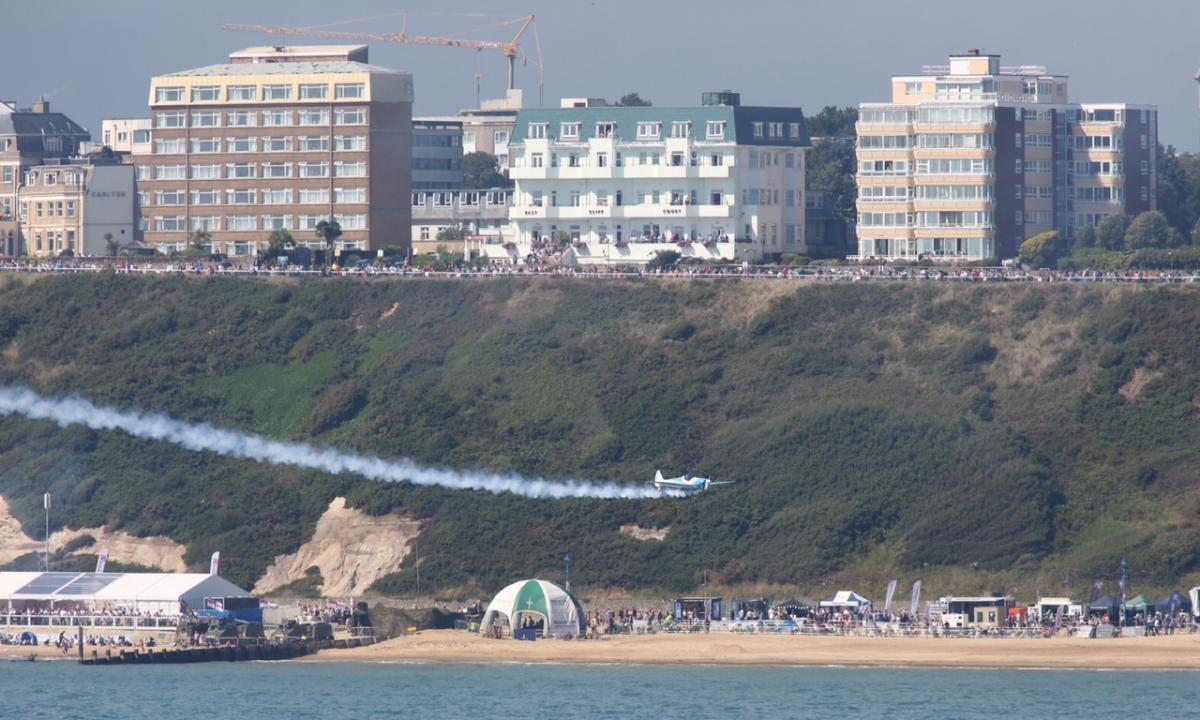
103 232 121 257
551 230 572 248
1018 230 1064 269
806 139 856 225
1074 224 1096 249
646 250 680 270
436 226 465 243
314 219 342 267
462 151 510 188
189 228 212 251
1095 214 1131 251
805 106 859 138
614 92 651 107
1124 211 1177 250
266 228 294 257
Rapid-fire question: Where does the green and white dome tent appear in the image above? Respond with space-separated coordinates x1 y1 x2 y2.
481 579 585 638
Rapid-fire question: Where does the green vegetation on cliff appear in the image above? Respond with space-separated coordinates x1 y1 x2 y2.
0 274 1198 597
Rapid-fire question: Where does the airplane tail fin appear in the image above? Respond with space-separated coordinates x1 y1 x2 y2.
654 470 664 483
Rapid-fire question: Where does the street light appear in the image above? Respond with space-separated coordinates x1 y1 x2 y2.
43 492 51 571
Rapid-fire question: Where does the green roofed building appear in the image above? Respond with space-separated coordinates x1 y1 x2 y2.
495 92 812 266
480 579 585 639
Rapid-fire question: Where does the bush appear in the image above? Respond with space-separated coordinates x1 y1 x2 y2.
1018 231 1063 269
646 250 681 270
1125 211 1179 250
1096 215 1131 251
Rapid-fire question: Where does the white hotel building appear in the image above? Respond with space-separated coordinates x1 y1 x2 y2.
499 93 812 265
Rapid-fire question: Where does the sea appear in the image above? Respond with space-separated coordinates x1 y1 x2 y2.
3 662 1198 719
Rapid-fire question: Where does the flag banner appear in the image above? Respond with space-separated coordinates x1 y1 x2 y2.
210 551 221 576
1054 605 1064 630
884 580 898 614
43 493 51 510
95 548 109 574
910 580 923 616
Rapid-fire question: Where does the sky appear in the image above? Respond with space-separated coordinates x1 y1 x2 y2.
4 0 1200 150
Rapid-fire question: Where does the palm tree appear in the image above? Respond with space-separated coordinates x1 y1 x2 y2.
314 219 342 268
266 228 295 256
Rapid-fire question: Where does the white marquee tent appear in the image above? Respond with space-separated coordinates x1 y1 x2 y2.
0 572 252 615
819 591 872 609
480 579 584 639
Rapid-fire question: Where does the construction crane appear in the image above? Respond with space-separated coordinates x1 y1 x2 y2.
223 12 544 100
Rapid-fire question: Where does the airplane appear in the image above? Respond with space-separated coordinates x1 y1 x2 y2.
652 470 735 494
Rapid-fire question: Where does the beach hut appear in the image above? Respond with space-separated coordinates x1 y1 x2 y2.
480 579 584 640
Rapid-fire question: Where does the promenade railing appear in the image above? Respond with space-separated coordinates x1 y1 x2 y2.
0 613 178 629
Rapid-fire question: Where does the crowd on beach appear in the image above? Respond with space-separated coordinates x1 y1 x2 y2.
4 256 1200 285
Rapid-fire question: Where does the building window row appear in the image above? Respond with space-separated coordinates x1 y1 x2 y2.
152 213 367 233
142 186 368 207
155 83 366 104
21 200 78 219
154 108 366 129
524 120 729 143
412 190 511 208
151 135 367 155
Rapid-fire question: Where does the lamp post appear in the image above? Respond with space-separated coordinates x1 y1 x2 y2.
43 492 51 571
1120 558 1129 628
563 553 572 592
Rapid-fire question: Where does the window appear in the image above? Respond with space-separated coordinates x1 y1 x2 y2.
262 188 292 204
1141 160 1149 175
334 135 366 151
299 162 328 178
262 162 292 178
227 162 256 179
263 110 292 127
785 153 795 169
191 216 220 231
335 83 365 99
531 153 544 168
595 123 614 139
228 136 257 153
706 121 727 140
66 200 77 217
494 130 509 144
191 86 220 102
300 136 329 152
636 122 661 139
133 129 150 144
670 152 684 167
264 215 292 230
596 152 608 168
299 84 328 100
228 85 256 101
463 130 476 146
156 165 185 180
670 122 691 139
264 136 293 152
528 123 548 139
191 137 220 153
263 85 292 101
1015 211 1023 224
227 189 256 205
752 122 764 138
1015 159 1023 174
227 111 256 127
567 153 580 168
297 215 323 230
335 187 366 203
155 87 184 102
155 111 185 128
335 161 366 177
299 188 330 204
227 215 257 231
560 122 580 139
569 191 581 207
191 189 220 205
156 216 186 231
335 108 366 125
298 109 329 126
136 165 152 181
334 213 365 230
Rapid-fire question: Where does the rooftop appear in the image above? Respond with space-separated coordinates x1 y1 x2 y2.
160 60 403 78
229 44 368 59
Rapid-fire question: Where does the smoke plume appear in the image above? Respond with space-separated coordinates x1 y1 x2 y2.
0 386 675 500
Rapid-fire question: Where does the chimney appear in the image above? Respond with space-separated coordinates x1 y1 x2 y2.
32 99 49 113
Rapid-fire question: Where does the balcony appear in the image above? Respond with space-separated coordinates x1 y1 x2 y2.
510 163 732 181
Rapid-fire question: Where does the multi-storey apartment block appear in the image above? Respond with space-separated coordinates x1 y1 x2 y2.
412 119 464 189
855 51 1156 262
411 187 513 254
135 45 414 257
101 119 152 156
502 92 811 266
1 100 91 255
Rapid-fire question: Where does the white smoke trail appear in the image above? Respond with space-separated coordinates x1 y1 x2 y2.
0 387 677 500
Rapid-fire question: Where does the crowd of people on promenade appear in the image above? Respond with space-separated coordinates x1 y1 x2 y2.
5 255 1200 285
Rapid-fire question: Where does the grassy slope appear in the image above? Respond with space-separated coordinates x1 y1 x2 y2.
0 273 1197 598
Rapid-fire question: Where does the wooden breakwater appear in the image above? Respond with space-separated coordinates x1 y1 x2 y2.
79 642 316 665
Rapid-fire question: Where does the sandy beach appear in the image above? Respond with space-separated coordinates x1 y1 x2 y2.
298 630 1200 670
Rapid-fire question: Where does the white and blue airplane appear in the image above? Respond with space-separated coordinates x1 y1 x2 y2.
652 470 735 494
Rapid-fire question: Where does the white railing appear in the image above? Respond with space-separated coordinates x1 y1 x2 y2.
0 614 179 629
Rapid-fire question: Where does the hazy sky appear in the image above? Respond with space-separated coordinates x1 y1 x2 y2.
5 0 1200 149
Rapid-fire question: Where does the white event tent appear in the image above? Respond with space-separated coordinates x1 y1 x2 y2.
819 591 872 609
0 572 252 615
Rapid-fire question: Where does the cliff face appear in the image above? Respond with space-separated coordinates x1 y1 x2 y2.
0 274 1197 597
